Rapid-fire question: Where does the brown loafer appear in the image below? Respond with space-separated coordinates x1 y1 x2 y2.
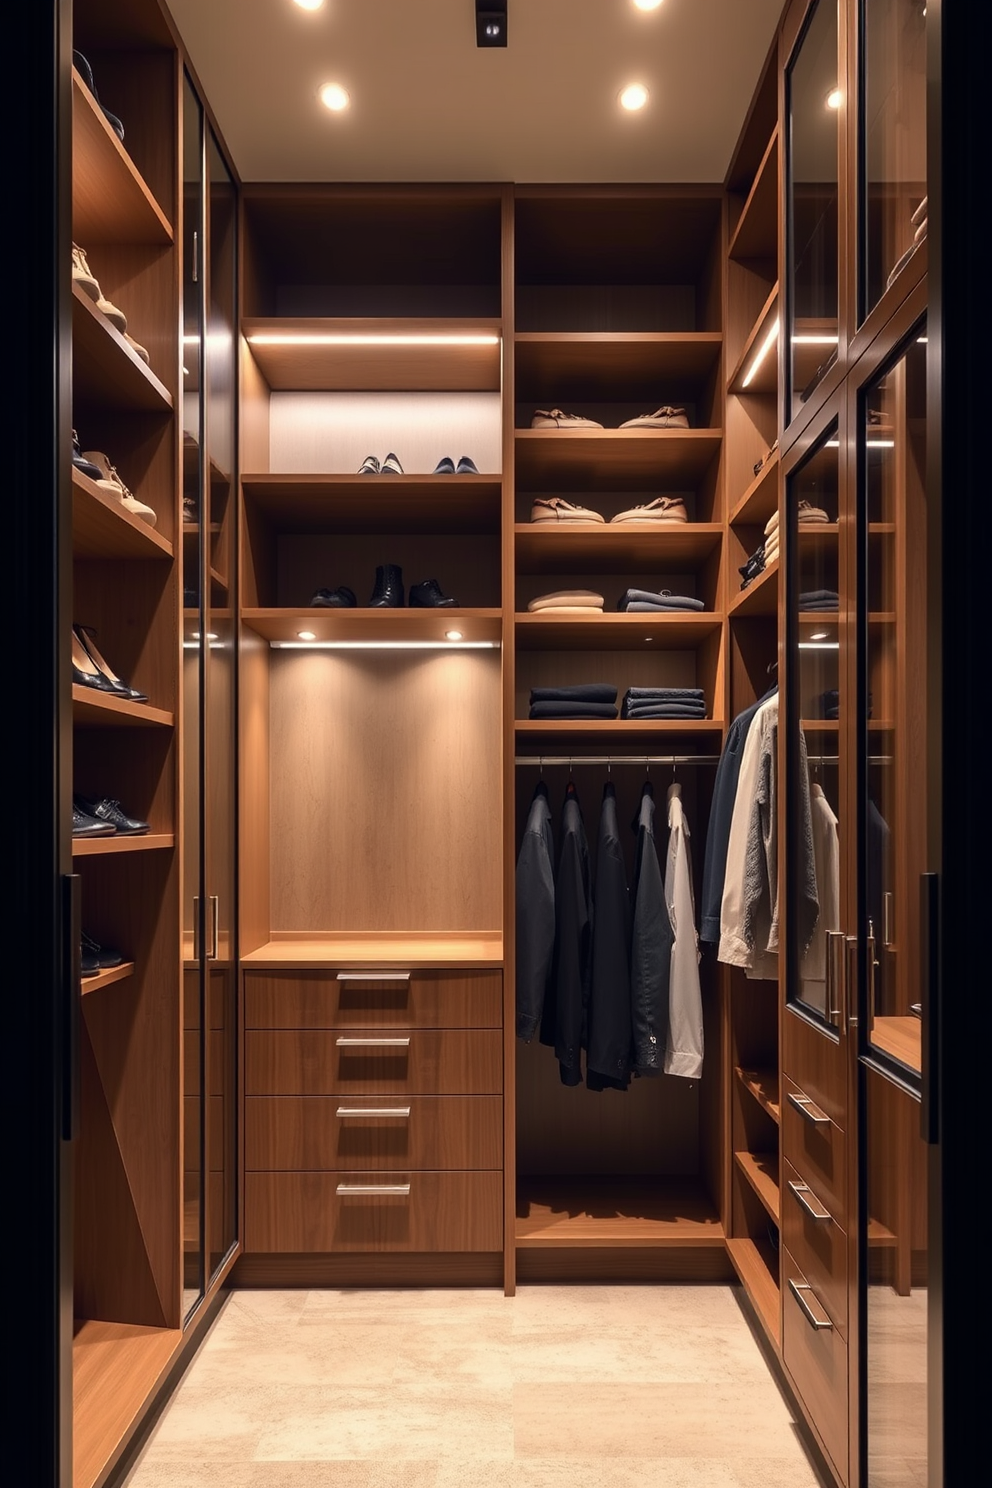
530 497 605 524
530 409 604 429
610 496 688 524
619 406 690 430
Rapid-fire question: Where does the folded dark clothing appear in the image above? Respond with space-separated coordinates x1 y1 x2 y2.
624 687 704 701
800 603 840 612
529 702 619 719
618 589 705 611
800 589 839 602
530 684 617 703
623 703 707 720
624 601 707 613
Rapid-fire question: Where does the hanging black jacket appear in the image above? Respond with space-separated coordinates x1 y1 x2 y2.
587 782 632 1090
540 782 592 1086
515 782 555 1040
629 782 673 1077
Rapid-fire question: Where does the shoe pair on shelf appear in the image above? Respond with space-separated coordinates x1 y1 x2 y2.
310 565 457 609
81 930 125 978
73 50 125 141
529 496 688 525
71 243 150 362
359 453 404 475
72 434 157 525
531 406 690 430
432 455 480 475
72 796 149 838
72 623 148 702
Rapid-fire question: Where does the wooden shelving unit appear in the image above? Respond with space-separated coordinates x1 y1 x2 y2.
515 612 723 649
727 285 780 395
516 1178 725 1248
71 285 173 413
734 1150 781 1225
72 834 174 857
727 128 779 265
736 1066 781 1123
242 608 502 646
514 331 723 392
727 1236 781 1346
72 686 174 729
71 68 172 245
242 473 502 534
728 558 779 616
515 428 723 488
72 469 173 560
729 453 779 527
514 523 722 573
80 961 136 996
515 719 726 744
241 317 502 391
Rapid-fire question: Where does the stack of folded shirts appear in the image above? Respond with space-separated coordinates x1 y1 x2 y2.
799 589 839 611
529 684 618 720
616 588 705 613
621 687 707 720
527 589 604 614
763 509 780 566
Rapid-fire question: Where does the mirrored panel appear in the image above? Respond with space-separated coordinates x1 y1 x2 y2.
787 0 840 419
860 0 927 319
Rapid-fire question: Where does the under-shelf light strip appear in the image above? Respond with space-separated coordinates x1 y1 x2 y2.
247 333 500 347
741 316 780 389
271 640 500 650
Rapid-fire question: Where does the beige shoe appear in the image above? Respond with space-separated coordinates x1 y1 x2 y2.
82 451 157 526
124 332 150 364
530 497 605 524
71 243 128 332
530 409 604 430
610 496 688 524
619 406 689 430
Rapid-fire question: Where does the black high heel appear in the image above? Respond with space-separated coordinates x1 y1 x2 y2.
72 627 123 694
73 625 148 702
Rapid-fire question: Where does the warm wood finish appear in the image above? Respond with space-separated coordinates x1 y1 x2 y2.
729 558 779 616
515 612 723 651
80 962 136 997
729 452 779 527
515 429 722 489
232 1252 503 1288
72 468 173 559
242 474 502 534
245 968 502 1029
734 1150 781 1224
782 1244 849 1481
72 834 174 857
870 1015 921 1070
727 284 779 394
516 1248 735 1283
242 318 502 391
727 128 779 264
515 1178 724 1248
245 1170 502 1252
245 1095 502 1171
782 1025 847 1130
736 1066 781 1123
72 685 173 729
782 1157 848 1338
726 1236 781 1347
71 284 173 412
514 719 726 746
243 608 502 645
71 68 172 244
245 1029 502 1096
514 332 723 398
72 1320 182 1488
514 523 723 574
241 934 503 967
781 1075 848 1221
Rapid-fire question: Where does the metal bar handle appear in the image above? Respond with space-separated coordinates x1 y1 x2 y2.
335 1036 411 1047
336 1107 411 1118
788 1180 832 1222
787 1091 831 1125
209 895 219 960
789 1278 833 1330
826 930 845 1026
883 891 894 949
336 1182 411 1196
192 895 201 962
336 972 411 982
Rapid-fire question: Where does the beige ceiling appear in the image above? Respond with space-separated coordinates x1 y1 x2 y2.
166 0 782 184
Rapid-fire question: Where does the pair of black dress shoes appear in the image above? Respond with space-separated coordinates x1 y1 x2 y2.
81 931 124 978
311 565 457 609
72 795 149 838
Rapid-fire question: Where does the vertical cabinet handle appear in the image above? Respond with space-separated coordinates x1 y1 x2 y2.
192 895 200 962
921 872 939 1144
209 895 219 960
866 918 878 1025
788 1278 833 1330
825 930 845 1027
883 891 895 948
62 874 81 1142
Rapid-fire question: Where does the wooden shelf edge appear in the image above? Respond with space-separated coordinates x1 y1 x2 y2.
734 1150 781 1225
80 961 136 995
727 1237 781 1349
729 451 779 527
241 472 503 489
71 685 174 728
72 1319 183 1488
727 126 779 264
727 283 780 395
71 468 174 558
71 68 174 243
728 557 779 616
735 1066 781 1124
72 833 174 857
241 933 503 968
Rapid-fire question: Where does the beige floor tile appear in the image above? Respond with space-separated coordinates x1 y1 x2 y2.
122 1459 262 1487
511 1285 743 1332
435 1457 815 1488
301 1288 510 1323
245 1466 442 1487
509 1319 768 1385
728 1459 829 1488
253 1385 514 1461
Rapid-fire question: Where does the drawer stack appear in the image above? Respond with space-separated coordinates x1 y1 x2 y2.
244 968 503 1254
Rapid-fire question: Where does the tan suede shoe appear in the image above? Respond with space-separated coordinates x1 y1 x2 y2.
530 497 605 524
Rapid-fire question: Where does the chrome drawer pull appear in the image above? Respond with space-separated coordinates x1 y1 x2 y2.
336 1182 411 1196
787 1091 831 1125
335 1036 411 1047
336 972 411 981
789 1278 833 1331
788 1180 832 1222
336 1106 411 1118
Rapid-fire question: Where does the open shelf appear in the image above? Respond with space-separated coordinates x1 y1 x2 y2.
727 127 779 265
241 318 502 391
72 68 173 245
514 523 722 574
727 284 779 395
727 1236 781 1348
515 429 722 489
729 558 779 617
736 1066 781 1124
514 332 723 394
516 612 722 650
73 1319 182 1488
72 686 174 729
516 1177 725 1248
730 452 779 528
242 608 502 646
72 469 172 559
71 285 173 413
240 933 503 968
72 834 174 857
735 1151 781 1225
80 961 136 996
515 719 726 747
241 473 502 534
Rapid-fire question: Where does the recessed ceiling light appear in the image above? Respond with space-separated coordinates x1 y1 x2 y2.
294 0 324 10
319 82 350 112
445 630 464 642
297 630 317 641
633 0 664 10
826 88 842 109
810 630 830 641
619 82 650 111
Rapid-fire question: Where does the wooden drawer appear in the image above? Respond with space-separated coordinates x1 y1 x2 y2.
245 1029 502 1096
782 1074 848 1224
781 1158 848 1339
245 1095 502 1171
244 969 502 1030
245 1170 502 1252
783 1244 849 1480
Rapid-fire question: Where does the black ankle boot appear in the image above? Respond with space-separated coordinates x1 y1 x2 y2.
369 563 404 607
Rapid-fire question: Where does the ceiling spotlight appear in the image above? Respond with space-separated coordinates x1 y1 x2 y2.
445 630 464 642
297 630 317 641
476 1 507 47
633 0 664 9
319 82 350 112
293 0 324 10
619 82 650 111
826 87 842 109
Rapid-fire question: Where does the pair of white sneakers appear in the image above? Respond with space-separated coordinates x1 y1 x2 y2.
72 243 150 364
76 440 157 527
530 495 688 525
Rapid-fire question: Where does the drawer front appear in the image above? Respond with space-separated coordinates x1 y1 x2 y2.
245 1029 502 1096
245 970 502 1030
781 1158 848 1338
245 1095 502 1171
245 1170 502 1252
782 1074 848 1224
783 1245 849 1480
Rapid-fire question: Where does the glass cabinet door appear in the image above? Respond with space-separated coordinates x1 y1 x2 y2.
859 0 928 320
786 0 841 420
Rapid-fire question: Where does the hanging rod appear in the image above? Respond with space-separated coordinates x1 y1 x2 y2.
514 754 722 767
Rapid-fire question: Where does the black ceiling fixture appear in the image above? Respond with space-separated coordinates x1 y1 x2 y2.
476 1 507 47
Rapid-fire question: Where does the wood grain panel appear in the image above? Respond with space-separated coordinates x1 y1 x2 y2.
245 1095 502 1171
71 68 172 244
72 1320 182 1488
781 1075 848 1228
242 933 502 966
516 1248 734 1283
231 1252 503 1288
243 318 501 392
245 969 502 1029
72 467 173 560
515 429 722 491
268 649 501 933
782 1157 848 1338
782 1015 847 1128
72 284 172 413
782 1244 849 1482
246 1029 502 1096
245 1171 502 1252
